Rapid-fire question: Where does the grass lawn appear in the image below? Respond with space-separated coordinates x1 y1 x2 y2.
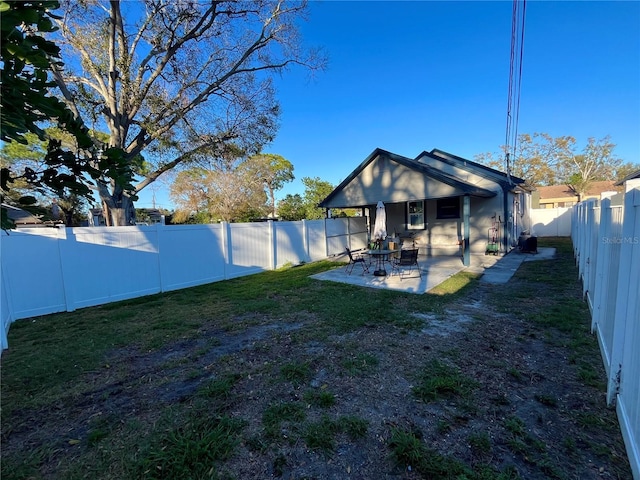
0 238 632 479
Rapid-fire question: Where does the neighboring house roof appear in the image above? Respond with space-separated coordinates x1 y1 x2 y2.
536 184 576 200
1 203 43 226
614 169 640 186
536 181 621 200
319 148 508 209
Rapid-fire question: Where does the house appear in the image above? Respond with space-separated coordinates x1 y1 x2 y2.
614 169 640 186
532 181 622 209
318 148 532 266
1 203 61 228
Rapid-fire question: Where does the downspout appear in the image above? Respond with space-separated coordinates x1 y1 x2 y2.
502 183 511 253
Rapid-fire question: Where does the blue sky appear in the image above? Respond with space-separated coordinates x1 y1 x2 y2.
138 0 640 210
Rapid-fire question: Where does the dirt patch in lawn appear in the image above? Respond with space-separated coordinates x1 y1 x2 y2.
1 257 632 479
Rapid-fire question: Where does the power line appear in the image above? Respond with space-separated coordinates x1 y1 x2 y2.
505 0 527 181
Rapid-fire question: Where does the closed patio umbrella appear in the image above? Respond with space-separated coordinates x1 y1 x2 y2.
373 201 387 242
372 201 389 276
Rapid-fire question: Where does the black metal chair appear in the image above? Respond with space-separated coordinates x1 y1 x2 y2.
345 247 369 275
391 248 421 279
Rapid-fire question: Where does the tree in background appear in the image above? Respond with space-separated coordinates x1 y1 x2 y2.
301 176 334 220
49 0 323 226
170 165 267 224
616 162 640 183
557 136 621 201
1 0 134 229
475 133 636 197
474 133 561 186
277 193 306 221
1 130 90 226
245 154 294 218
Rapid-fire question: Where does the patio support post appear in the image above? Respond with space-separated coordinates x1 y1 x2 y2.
463 195 470 266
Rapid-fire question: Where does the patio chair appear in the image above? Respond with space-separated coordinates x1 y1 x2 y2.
391 248 421 280
345 247 370 275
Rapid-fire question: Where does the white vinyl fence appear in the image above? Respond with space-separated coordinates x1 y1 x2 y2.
530 207 573 237
572 179 640 480
0 217 367 350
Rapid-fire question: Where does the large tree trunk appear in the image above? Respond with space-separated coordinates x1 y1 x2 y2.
98 179 137 226
106 194 136 226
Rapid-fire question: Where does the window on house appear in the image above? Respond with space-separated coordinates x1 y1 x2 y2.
407 200 424 230
436 197 460 219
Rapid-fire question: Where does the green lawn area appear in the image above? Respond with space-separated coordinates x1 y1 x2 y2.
0 238 631 479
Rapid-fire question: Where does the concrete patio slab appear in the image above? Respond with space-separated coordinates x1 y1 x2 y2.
311 247 556 294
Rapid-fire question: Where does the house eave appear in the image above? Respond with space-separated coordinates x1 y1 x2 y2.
319 148 497 209
426 149 526 187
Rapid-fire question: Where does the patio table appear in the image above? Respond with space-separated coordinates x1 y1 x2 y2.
367 249 398 276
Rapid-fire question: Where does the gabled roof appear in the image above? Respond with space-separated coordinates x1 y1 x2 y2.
319 148 496 208
614 169 640 186
426 149 526 187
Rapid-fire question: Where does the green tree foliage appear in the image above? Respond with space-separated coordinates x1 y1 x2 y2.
301 176 334 220
0 0 134 229
49 0 323 225
1 1 67 144
277 193 306 221
245 154 294 218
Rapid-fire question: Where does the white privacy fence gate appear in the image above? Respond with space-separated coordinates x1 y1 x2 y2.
572 179 640 480
0 217 367 350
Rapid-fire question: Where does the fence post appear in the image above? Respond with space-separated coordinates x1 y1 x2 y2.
222 221 231 279
269 220 277 270
573 203 583 269
324 218 330 257
302 220 307 262
156 221 165 292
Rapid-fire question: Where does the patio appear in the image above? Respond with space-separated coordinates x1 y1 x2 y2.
312 248 556 294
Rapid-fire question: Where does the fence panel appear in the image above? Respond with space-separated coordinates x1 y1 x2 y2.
274 221 310 267
226 222 273 278
2 219 331 333
530 207 573 236
0 229 67 319
585 204 600 310
573 180 640 480
158 224 226 291
618 275 640 480
325 217 350 255
324 217 368 256
592 202 623 377
306 220 328 261
1 271 10 350
348 217 368 250
64 226 162 309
